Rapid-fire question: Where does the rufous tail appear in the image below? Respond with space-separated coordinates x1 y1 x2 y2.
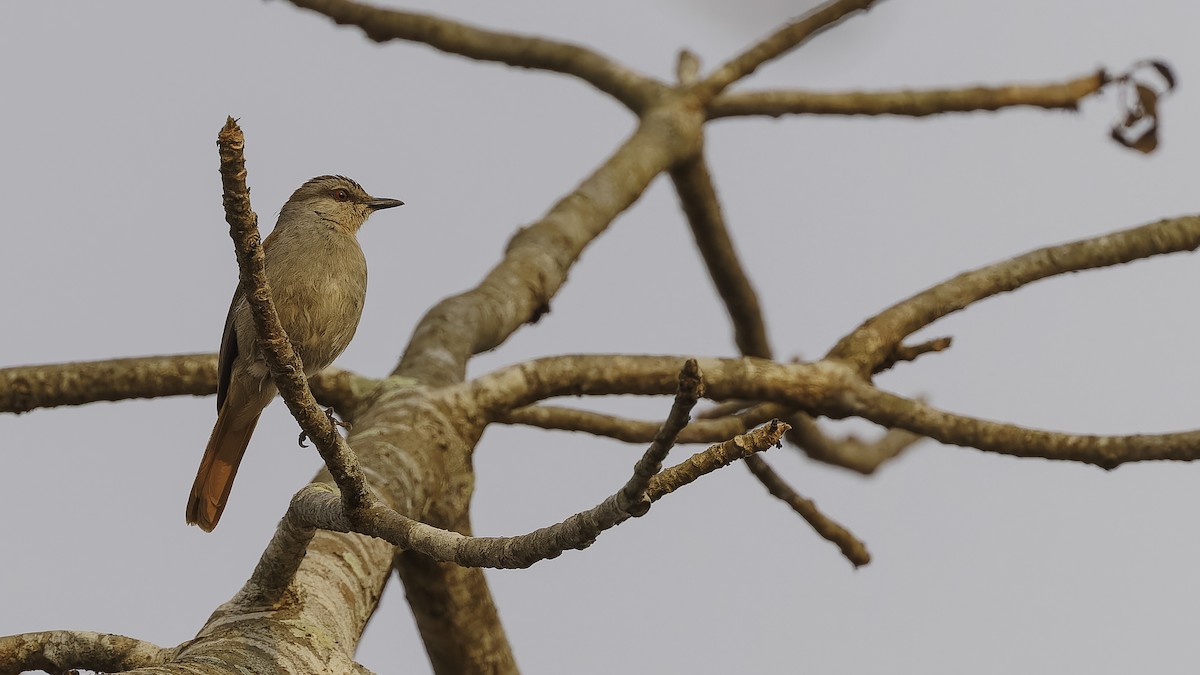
186 405 261 532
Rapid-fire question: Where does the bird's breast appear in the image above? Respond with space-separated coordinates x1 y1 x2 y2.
260 226 368 374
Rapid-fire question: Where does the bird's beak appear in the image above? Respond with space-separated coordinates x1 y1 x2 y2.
367 197 404 211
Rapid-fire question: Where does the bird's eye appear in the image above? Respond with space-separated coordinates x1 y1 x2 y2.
334 188 350 202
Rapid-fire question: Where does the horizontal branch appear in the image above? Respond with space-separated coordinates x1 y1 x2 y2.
827 214 1200 376
0 353 214 414
839 380 1200 469
498 403 782 444
0 630 170 674
290 420 789 568
282 0 665 112
708 70 1107 118
463 354 841 416
468 353 1200 469
0 354 375 418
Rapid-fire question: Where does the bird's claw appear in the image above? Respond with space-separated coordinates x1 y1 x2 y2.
298 407 351 447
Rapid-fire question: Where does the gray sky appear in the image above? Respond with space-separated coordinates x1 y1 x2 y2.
3 1 1200 673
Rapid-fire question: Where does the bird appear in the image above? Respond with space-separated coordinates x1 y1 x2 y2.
186 175 403 532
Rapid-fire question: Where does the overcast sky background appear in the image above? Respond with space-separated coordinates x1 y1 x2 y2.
3 1 1200 673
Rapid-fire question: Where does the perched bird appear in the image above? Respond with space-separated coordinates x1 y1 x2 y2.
186 175 403 532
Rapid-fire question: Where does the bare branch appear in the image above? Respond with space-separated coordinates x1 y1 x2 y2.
708 70 1107 118
498 402 781 444
671 154 771 358
874 337 953 374
839 380 1200 469
0 353 214 414
464 354 836 415
786 412 922 474
396 102 703 387
743 455 869 566
282 0 665 112
618 359 704 516
290 420 788 568
827 214 1200 377
0 352 378 419
694 0 881 101
668 148 880 543
241 508 319 606
0 630 170 674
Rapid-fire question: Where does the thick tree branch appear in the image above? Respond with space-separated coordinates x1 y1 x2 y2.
708 70 1107 118
827 214 1200 377
0 630 170 675
281 0 665 112
694 0 881 101
0 354 373 418
0 353 214 414
396 101 703 387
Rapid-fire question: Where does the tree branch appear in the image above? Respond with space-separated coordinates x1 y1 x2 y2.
838 380 1200 469
281 0 665 112
743 456 869 566
785 412 922 474
498 402 781 444
395 99 703 387
0 353 214 414
670 154 771 358
289 419 789 568
827 214 1200 377
708 70 1107 118
0 630 170 675
618 359 704 516
693 0 881 101
669 147 874 559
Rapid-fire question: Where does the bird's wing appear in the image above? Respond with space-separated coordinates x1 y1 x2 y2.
216 288 243 411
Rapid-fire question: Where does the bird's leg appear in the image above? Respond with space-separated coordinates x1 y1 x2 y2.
298 406 352 447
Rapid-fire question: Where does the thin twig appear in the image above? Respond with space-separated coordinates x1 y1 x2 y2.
708 71 1107 119
744 455 869 566
838 379 1200 469
498 402 781 444
289 420 789 568
827 214 1200 377
618 359 704 516
785 412 921 474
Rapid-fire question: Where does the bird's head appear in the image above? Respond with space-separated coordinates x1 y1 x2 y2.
282 175 403 234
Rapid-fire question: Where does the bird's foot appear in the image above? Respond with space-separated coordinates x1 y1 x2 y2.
298 407 352 447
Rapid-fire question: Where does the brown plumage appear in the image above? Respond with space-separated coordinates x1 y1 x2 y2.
186 175 403 532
